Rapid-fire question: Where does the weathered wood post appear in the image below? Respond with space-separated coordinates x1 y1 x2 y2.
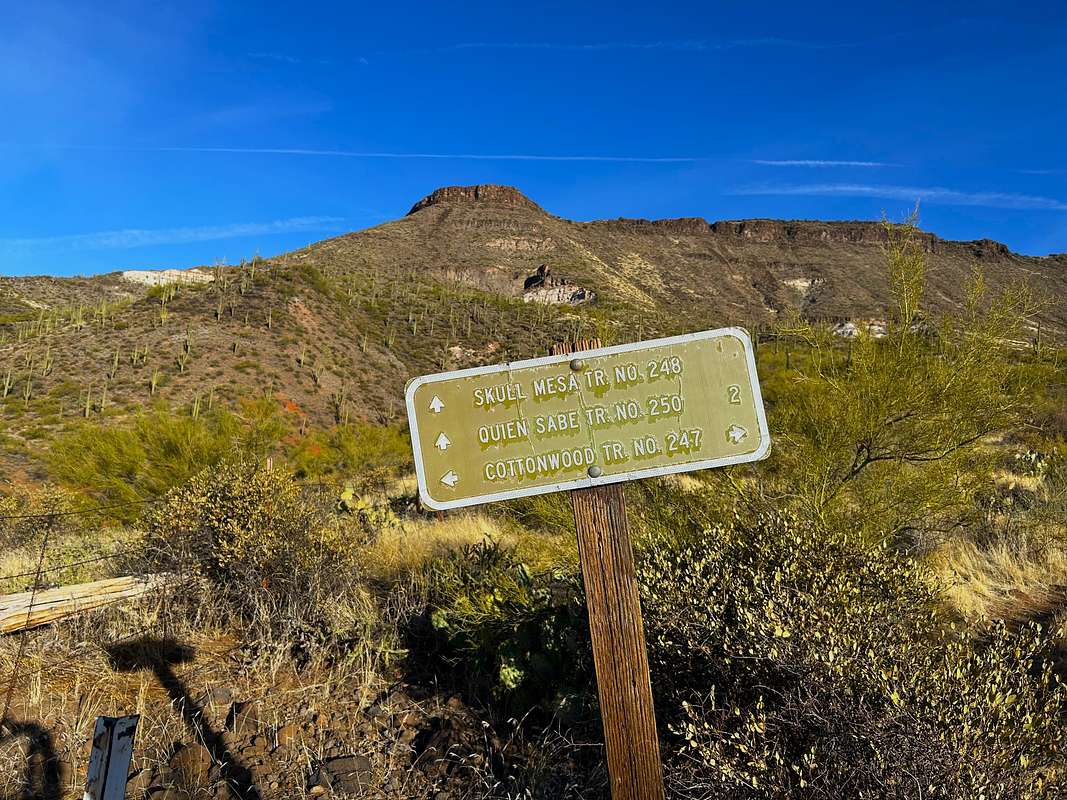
551 338 666 800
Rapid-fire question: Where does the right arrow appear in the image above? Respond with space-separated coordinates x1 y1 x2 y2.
726 424 748 444
440 470 459 488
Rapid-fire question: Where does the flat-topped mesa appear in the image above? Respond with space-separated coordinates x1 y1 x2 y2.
709 219 942 251
597 217 712 236
709 220 1016 259
599 216 1013 259
407 184 546 215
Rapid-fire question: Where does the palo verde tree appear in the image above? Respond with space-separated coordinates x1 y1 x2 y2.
769 214 1038 544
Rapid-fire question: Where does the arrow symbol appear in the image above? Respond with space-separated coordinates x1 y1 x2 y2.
726 424 748 444
429 395 445 413
440 470 459 488
435 432 452 451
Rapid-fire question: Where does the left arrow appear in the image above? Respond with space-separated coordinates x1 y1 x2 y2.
435 432 452 450
429 395 445 413
440 470 459 487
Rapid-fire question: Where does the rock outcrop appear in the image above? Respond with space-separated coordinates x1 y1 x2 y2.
521 264 595 305
407 184 546 215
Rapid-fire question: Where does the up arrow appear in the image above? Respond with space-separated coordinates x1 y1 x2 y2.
440 470 459 488
726 424 749 444
429 395 445 413
435 432 452 451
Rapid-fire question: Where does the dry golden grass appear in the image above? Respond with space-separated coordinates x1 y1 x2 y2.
934 538 1067 623
359 513 507 584
992 468 1047 496
0 583 388 799
0 595 210 797
663 473 707 494
360 511 577 585
0 527 134 595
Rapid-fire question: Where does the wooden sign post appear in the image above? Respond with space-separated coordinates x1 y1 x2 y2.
553 338 664 800
406 328 771 799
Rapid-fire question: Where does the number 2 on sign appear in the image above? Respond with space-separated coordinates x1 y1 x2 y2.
727 384 742 404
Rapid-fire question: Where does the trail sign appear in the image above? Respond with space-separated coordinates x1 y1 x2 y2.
406 327 770 510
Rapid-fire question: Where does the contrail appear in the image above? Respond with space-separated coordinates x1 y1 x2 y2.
33 144 699 163
444 38 863 52
752 159 896 168
732 183 1067 211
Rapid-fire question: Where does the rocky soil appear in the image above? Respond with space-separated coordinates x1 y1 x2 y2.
126 684 527 799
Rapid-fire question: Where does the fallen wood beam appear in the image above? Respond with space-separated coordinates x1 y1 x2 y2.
0 575 167 634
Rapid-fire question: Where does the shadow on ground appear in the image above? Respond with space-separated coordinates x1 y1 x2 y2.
106 635 261 800
0 719 63 800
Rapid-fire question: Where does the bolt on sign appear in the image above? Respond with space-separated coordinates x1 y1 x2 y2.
406 327 770 510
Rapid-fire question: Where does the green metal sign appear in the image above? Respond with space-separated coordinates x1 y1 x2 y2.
406 327 770 510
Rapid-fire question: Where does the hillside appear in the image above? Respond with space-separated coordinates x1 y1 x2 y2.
0 184 1063 474
388 184 1067 327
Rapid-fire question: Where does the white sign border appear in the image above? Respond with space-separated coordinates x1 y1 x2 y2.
405 326 771 511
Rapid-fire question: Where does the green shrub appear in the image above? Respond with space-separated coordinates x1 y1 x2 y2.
46 403 291 521
769 220 1038 543
47 407 241 520
290 421 411 482
295 263 333 296
142 460 309 580
140 459 371 645
424 539 591 713
637 501 1067 799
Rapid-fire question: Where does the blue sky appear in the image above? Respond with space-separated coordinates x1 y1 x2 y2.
2 1 1066 276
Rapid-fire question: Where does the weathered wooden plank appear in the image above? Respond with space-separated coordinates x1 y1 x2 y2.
0 575 165 634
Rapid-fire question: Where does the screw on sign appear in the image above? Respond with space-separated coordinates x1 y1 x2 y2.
405 328 771 800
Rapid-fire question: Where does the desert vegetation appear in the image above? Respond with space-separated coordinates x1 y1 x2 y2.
1 218 1065 799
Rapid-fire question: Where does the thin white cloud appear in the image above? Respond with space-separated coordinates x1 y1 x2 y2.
247 51 302 64
1017 168 1067 176
436 24 955 55
0 217 346 254
752 159 896 168
32 144 697 163
445 38 861 52
732 183 1067 211
246 52 362 66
